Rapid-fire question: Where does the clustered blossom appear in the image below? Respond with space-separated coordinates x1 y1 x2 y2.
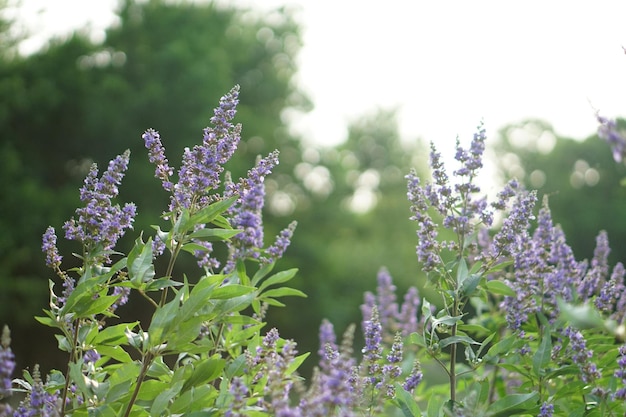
407 123 517 273
0 326 15 399
110 286 131 312
142 128 174 192
361 306 383 382
62 150 137 257
42 227 62 269
13 365 60 417
169 86 242 211
597 113 626 163
406 170 440 272
538 402 554 417
360 268 420 340
578 231 610 301
223 150 280 270
563 326 601 384
491 190 537 258
225 377 249 417
263 221 298 264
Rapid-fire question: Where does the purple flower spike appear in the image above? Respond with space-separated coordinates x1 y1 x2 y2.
173 86 242 210
143 128 174 192
224 150 280 270
63 150 136 259
264 221 297 264
0 325 15 398
42 226 62 269
597 113 626 163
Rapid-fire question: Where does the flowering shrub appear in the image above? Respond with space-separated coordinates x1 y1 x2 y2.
1 86 626 416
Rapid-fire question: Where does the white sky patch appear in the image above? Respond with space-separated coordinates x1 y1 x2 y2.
10 0 626 155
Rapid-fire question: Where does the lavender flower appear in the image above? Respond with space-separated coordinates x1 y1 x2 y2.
224 150 280 270
402 360 423 392
110 286 131 312
538 402 554 417
191 238 220 271
63 150 136 259
397 286 420 337
597 113 626 163
578 231 610 301
172 86 241 210
361 306 383 385
142 128 174 192
0 326 14 398
83 349 100 365
563 326 601 383
42 227 62 269
14 365 60 417
406 170 440 272
596 262 625 315
264 221 297 264
492 190 537 257
373 268 398 334
318 319 338 371
225 377 249 417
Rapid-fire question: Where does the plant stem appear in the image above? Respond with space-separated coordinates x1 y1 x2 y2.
122 352 154 417
160 240 183 307
449 298 460 404
60 320 80 416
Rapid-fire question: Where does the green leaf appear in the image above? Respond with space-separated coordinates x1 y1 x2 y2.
427 394 443 417
487 260 514 273
252 262 275 284
486 392 539 417
557 299 605 330
128 237 155 285
188 228 241 241
456 257 469 288
148 295 181 347
137 380 169 401
258 268 298 291
73 295 119 318
485 280 516 297
211 284 256 300
144 278 183 292
93 322 139 346
213 293 256 316
461 273 482 297
189 196 238 227
438 335 481 349
485 335 518 362
286 352 310 375
167 317 204 351
151 381 184 416
98 345 132 363
394 384 423 417
432 314 464 327
105 379 132 403
211 214 232 229
182 357 226 392
260 287 307 299
532 326 552 376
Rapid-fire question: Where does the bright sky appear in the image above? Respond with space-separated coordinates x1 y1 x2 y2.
9 0 626 150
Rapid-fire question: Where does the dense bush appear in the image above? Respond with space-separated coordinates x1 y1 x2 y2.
1 87 625 416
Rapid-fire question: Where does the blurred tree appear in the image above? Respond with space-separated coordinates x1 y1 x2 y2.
267 109 429 369
492 119 626 265
0 0 309 372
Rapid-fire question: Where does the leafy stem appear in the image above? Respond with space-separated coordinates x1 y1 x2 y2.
60 319 80 416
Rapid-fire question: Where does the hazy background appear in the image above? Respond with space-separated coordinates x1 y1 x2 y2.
2 0 626 377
